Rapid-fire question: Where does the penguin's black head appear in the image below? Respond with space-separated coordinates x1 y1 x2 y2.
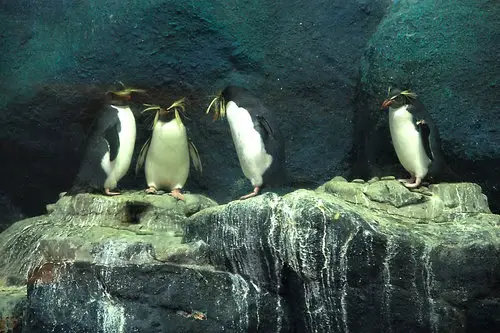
142 98 186 127
381 88 417 109
222 85 248 100
206 90 227 121
106 85 146 106
206 85 250 121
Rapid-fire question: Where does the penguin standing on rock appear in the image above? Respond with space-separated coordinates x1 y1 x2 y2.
381 88 446 188
206 85 286 200
68 86 145 196
135 98 202 201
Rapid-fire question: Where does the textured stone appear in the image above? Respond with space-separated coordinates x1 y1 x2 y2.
0 285 25 332
322 179 491 222
185 186 500 332
0 192 217 284
24 262 288 333
364 180 425 208
1 179 499 332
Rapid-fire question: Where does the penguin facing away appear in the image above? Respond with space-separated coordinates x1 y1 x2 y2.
135 98 202 201
206 85 286 200
381 88 446 188
69 86 145 196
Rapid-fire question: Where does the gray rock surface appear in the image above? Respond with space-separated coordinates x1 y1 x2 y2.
0 180 499 332
186 180 500 333
0 192 217 284
24 262 288 333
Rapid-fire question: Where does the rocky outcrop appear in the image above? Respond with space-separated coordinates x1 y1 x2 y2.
355 0 500 211
0 179 498 332
0 192 217 284
186 179 500 332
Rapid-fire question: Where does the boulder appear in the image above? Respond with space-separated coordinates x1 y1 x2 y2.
0 192 217 285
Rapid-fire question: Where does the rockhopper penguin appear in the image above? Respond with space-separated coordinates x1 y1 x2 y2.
69 86 145 195
381 88 446 188
135 98 202 201
206 85 286 200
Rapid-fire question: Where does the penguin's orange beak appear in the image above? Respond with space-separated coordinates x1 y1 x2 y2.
381 99 392 109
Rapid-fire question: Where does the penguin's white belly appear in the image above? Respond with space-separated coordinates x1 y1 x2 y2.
226 101 273 187
389 106 431 178
103 106 136 189
145 120 190 190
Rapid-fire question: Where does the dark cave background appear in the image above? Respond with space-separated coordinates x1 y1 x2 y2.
0 0 499 231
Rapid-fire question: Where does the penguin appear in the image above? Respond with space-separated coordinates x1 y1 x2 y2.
381 88 446 188
135 98 202 201
206 85 286 200
68 86 145 196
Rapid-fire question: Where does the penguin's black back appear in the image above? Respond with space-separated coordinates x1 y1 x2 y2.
407 100 451 180
223 86 287 187
68 105 122 194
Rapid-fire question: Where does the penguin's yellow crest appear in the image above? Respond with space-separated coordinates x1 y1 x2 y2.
400 90 418 100
206 92 226 121
142 97 186 128
110 81 146 96
112 87 146 96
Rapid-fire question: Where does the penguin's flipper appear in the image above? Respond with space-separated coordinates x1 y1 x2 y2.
408 104 434 161
135 137 151 175
254 114 287 187
188 139 203 173
254 115 274 139
416 119 434 160
104 124 121 161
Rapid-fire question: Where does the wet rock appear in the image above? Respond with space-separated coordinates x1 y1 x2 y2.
430 183 491 214
0 285 25 332
23 262 288 333
0 192 217 284
364 180 425 208
185 182 500 333
2 180 499 332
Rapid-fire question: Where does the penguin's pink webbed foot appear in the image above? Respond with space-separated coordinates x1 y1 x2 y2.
398 176 415 184
145 186 157 194
170 188 185 201
105 188 120 196
403 176 422 188
239 186 260 200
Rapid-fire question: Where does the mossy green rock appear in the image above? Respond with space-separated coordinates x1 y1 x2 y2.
0 192 217 284
0 284 24 331
322 179 490 221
